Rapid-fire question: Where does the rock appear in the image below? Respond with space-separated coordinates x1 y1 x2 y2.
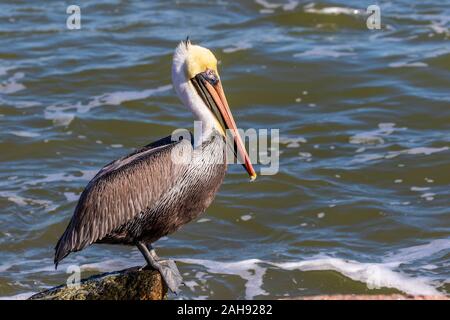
28 267 167 300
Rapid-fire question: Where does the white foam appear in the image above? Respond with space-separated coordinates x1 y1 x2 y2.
255 0 279 9
29 238 447 299
182 258 268 299
10 130 40 138
50 113 75 127
223 42 253 53
0 191 54 209
351 153 384 163
64 192 79 202
0 292 35 300
389 61 428 68
353 146 449 163
45 85 172 126
80 259 131 272
184 280 199 292
404 147 448 155
0 72 26 94
411 186 430 192
349 123 400 145
14 101 42 109
280 136 307 148
378 122 397 131
298 152 312 160
0 66 14 76
259 8 274 14
384 239 450 264
0 96 40 109
429 22 449 35
294 47 355 58
283 1 299 11
273 258 439 295
350 135 384 145
304 4 360 16
182 238 449 298
0 192 27 206
28 170 97 186
94 85 172 106
255 0 299 11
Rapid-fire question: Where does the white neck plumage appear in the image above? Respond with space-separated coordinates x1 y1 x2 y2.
172 46 220 147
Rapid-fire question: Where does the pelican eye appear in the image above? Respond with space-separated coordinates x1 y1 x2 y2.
201 69 219 85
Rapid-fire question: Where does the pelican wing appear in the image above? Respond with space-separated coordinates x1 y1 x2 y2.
54 134 191 266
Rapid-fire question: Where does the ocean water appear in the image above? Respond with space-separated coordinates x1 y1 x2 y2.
0 0 449 299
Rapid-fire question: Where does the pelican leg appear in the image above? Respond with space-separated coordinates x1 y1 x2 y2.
136 242 183 294
145 244 183 285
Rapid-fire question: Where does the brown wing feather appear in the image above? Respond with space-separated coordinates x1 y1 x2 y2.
54 135 191 266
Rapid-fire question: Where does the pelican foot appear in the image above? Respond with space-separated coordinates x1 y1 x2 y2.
154 259 183 294
136 242 183 294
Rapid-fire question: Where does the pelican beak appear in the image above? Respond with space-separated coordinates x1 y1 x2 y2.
191 71 257 180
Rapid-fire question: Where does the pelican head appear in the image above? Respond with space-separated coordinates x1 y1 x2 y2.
172 39 256 180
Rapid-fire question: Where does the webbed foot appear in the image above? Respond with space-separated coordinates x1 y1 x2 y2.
153 259 183 294
136 242 184 294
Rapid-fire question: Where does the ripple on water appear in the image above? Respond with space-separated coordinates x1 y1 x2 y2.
0 71 25 94
44 85 172 126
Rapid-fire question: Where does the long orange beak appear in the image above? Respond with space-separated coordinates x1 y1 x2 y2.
192 71 257 180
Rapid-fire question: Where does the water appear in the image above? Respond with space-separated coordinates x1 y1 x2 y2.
0 0 449 299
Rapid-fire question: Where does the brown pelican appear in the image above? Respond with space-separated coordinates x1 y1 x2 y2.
54 40 257 293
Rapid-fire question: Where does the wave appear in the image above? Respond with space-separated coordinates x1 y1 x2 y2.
0 292 35 300
1 238 448 300
49 239 447 299
44 84 172 126
0 70 25 94
349 123 404 145
352 146 449 163
303 3 361 16
181 238 449 298
273 258 438 296
255 0 299 13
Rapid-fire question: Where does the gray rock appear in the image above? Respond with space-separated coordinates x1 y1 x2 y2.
29 267 167 300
